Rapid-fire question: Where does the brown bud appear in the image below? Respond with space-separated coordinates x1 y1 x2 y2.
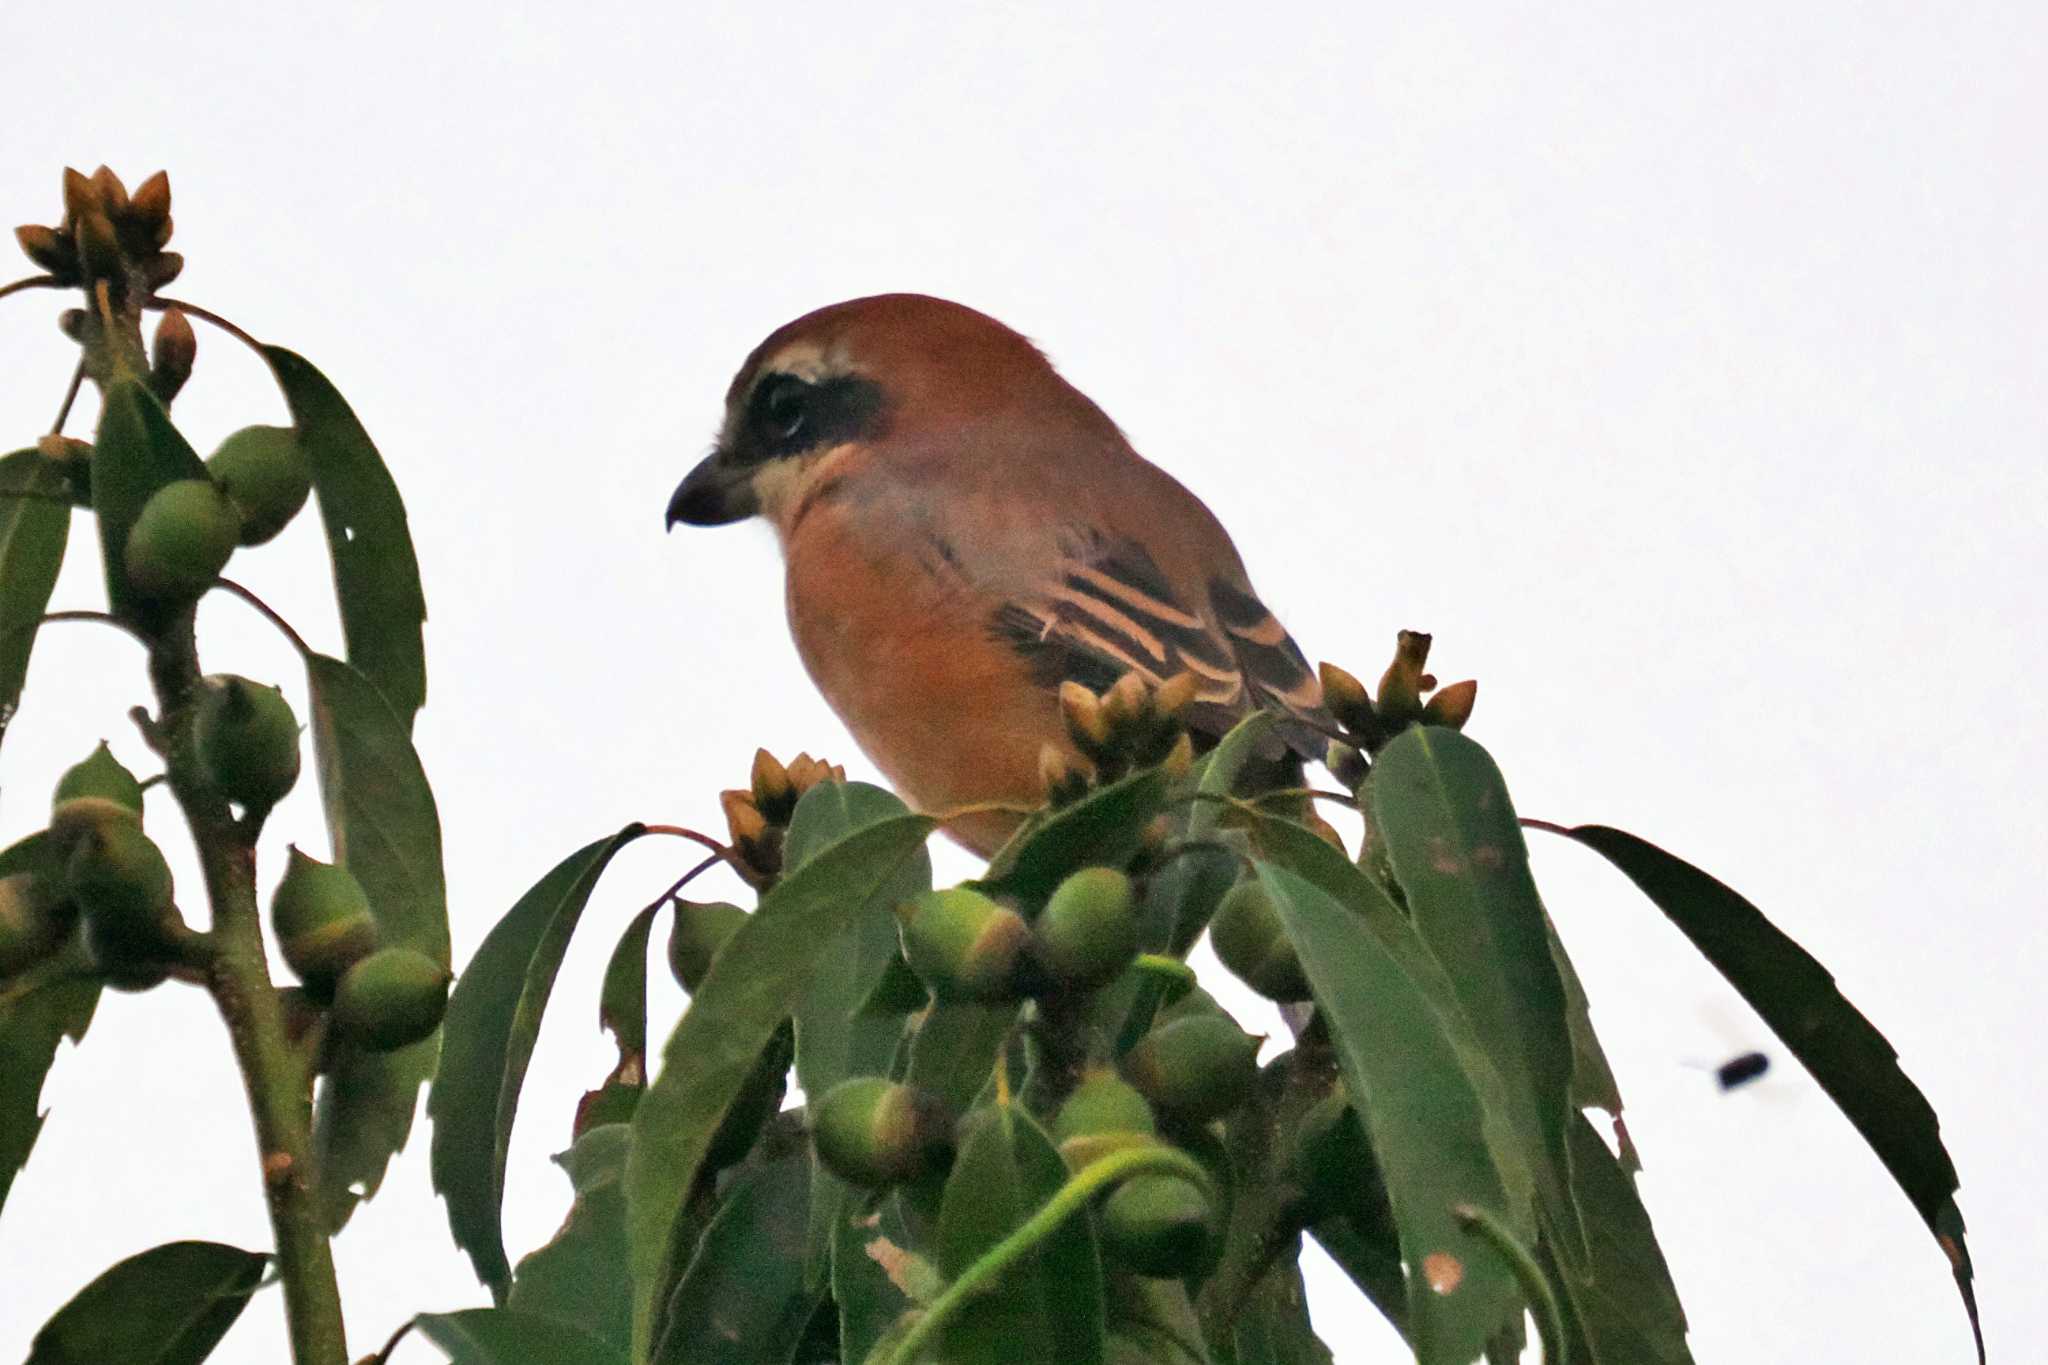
1151 671 1197 723
1375 631 1434 724
1101 670 1151 737
1422 679 1477 730
1040 742 1093 807
150 308 196 404
1058 681 1111 753
1162 731 1195 782
89 166 130 216
720 788 766 848
128 171 171 229
36 434 91 463
1318 662 1373 730
14 224 77 280
750 748 796 824
139 251 184 292
75 209 122 279
1325 741 1368 790
57 309 87 341
60 168 94 228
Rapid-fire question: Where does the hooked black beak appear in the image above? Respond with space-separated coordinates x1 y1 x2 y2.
666 452 759 529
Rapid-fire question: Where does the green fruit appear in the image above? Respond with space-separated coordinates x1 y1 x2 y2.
1293 1089 1381 1219
809 1076 955 1188
206 425 311 545
270 847 377 991
1208 879 1311 1002
52 741 145 818
1121 1014 1261 1122
194 674 301 810
898 887 1029 1001
1032 866 1138 990
124 478 240 599
667 900 747 993
1099 1174 1215 1276
1054 1070 1157 1143
331 946 450 1050
67 821 180 989
0 873 68 976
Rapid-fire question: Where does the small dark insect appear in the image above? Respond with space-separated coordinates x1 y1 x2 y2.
1715 1050 1771 1091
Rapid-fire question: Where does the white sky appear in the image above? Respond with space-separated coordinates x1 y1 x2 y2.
1 5 2041 1362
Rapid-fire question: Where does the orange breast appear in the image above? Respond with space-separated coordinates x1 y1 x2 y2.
783 503 1067 854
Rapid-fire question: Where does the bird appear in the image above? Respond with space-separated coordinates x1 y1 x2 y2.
668 294 1334 855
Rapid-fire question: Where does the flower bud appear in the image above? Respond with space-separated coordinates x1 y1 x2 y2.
1100 1174 1216 1277
1160 731 1195 782
1375 631 1434 725
270 847 378 993
52 741 145 826
149 307 197 404
125 478 240 600
331 946 451 1050
749 748 796 824
1317 661 1377 735
60 168 94 229
897 887 1028 1001
1121 1014 1261 1122
139 251 184 292
127 171 172 240
75 209 122 280
68 820 181 990
1039 743 1093 807
206 425 311 546
194 674 301 811
14 224 77 281
1032 866 1137 991
1100 671 1151 738
1059 681 1111 755
667 899 747 993
1150 671 1197 724
809 1076 955 1188
1422 678 1477 730
1207 879 1311 1003
89 167 129 215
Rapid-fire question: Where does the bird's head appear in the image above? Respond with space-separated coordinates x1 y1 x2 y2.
667 293 1112 539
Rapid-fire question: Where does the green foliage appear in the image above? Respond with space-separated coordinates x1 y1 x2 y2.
0 450 71 754
24 1240 269 1365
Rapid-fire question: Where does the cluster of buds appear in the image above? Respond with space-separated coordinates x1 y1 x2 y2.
719 748 845 885
1319 631 1477 773
16 167 179 295
1042 670 1198 807
16 167 195 402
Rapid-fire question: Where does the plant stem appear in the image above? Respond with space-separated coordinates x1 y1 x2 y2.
150 590 349 1363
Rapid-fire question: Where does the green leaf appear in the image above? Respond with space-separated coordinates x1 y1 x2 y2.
599 904 660 1073
262 347 427 726
903 1000 1019 1115
835 1190 943 1365
785 782 929 1287
1307 1217 1408 1342
1256 861 1525 1365
0 832 100 1224
304 651 449 1231
1542 822 1981 1361
979 766 1170 905
625 812 935 1358
1219 1261 1332 1365
932 1100 1106 1365
430 826 649 1298
89 382 206 627
414 1307 630 1365
1187 710 1278 841
0 449 71 756
507 1124 633 1352
1540 1112 1693 1365
654 1151 820 1364
25 1239 268 1365
1371 727 1582 1256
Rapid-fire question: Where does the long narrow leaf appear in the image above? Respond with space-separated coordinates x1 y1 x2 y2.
89 382 205 628
653 1152 820 1364
414 1307 629 1365
430 826 649 1296
0 449 71 755
624 812 935 1358
0 834 99 1223
1537 821 1980 1359
507 1124 633 1352
1256 862 1525 1365
263 347 427 727
305 651 449 1231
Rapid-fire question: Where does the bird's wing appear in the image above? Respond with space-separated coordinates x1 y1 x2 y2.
987 530 1332 758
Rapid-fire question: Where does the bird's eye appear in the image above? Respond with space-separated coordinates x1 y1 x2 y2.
756 375 811 444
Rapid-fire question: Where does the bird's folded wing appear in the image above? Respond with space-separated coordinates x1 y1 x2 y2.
988 532 1332 758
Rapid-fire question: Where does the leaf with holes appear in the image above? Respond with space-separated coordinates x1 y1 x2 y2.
430 826 649 1298
263 347 427 726
506 1123 633 1352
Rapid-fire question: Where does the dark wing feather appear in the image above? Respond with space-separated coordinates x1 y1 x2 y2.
987 532 1332 761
